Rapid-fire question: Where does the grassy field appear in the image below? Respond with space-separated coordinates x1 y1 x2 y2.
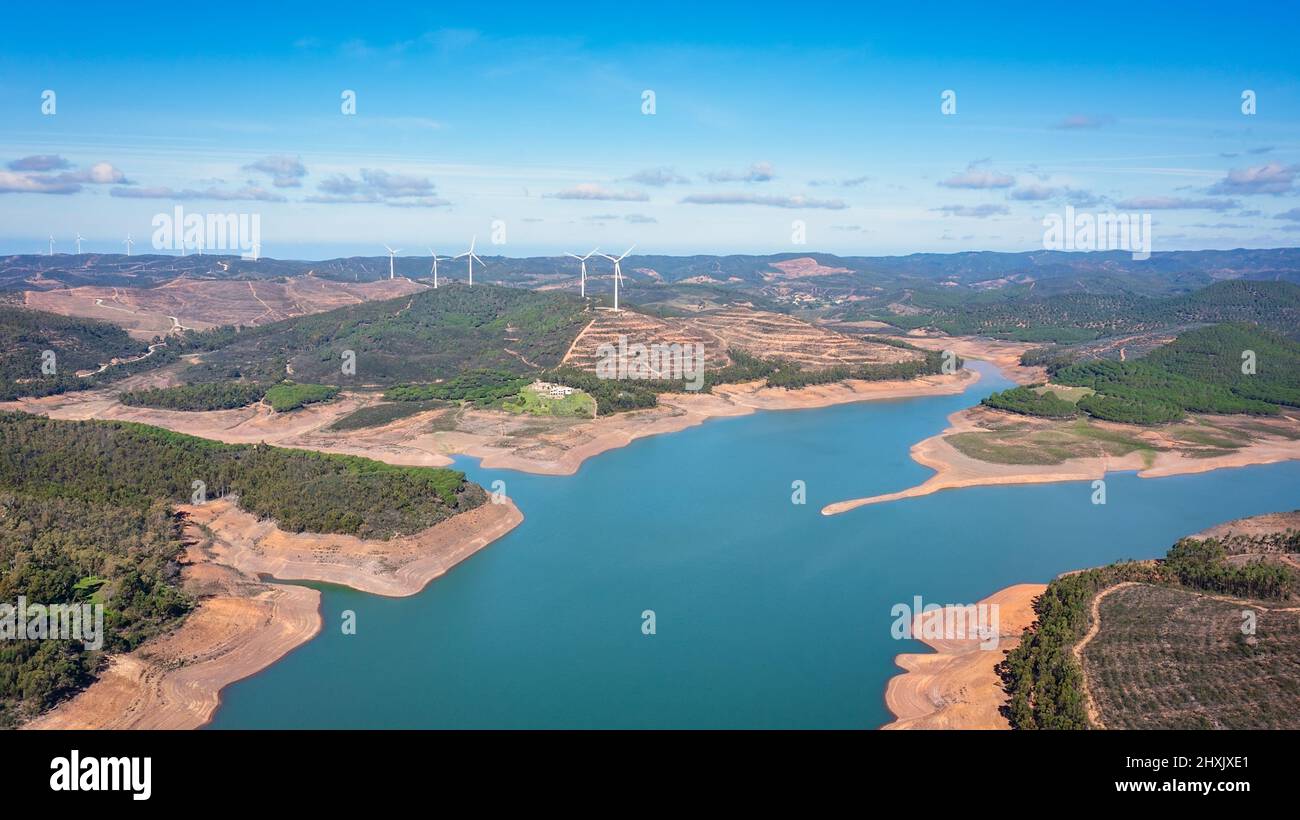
947 419 1157 466
327 399 446 431
264 382 340 412
1032 383 1094 403
945 411 1298 468
1084 583 1300 729
500 386 596 418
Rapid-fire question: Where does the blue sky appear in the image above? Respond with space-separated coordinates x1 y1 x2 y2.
1 0 1297 258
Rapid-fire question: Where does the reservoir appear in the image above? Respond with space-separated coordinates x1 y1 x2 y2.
208 361 1300 728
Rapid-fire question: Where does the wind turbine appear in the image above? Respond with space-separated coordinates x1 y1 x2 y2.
75 233 84 255
566 247 600 298
598 245 635 311
47 235 55 256
383 244 402 280
427 248 449 288
123 233 134 256
454 236 484 286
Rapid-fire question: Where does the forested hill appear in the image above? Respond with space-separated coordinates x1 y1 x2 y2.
882 280 1300 343
0 306 163 400
0 410 489 724
1000 523 1300 730
184 283 591 385
7 247 1299 291
984 323 1300 423
0 412 485 539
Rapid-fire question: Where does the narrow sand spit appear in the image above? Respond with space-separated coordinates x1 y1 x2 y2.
882 583 1046 730
824 406 1300 516
26 499 523 729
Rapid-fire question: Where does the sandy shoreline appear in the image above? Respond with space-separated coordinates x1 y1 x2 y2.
8 342 990 730
25 498 522 730
902 335 1046 385
183 496 524 597
459 369 981 475
1 361 981 478
882 583 1045 730
824 406 1300 516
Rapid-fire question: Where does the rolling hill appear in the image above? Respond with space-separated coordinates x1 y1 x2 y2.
183 283 593 386
0 306 173 400
984 323 1300 423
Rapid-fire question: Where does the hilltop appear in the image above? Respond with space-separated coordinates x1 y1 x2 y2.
0 306 172 400
183 283 592 385
1000 511 1300 730
8 248 1300 325
0 410 491 726
983 323 1300 424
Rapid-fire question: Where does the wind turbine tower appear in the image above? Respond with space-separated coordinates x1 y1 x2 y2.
383 244 402 280
454 236 484 286
566 248 599 298
427 248 449 288
599 245 635 312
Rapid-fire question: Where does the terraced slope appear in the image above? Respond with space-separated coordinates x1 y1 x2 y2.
681 307 916 369
560 309 729 373
561 306 919 374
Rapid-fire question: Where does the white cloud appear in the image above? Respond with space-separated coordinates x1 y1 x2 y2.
932 204 1009 218
939 165 1015 189
110 184 286 202
244 155 308 188
1207 162 1297 195
545 184 649 202
1115 196 1238 211
681 192 846 209
307 168 447 206
702 162 774 183
624 167 689 186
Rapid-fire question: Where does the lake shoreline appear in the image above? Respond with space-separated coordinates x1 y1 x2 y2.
24 498 522 730
881 583 1045 730
1 358 985 478
822 405 1300 516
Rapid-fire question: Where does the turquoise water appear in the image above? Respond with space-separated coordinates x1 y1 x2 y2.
208 362 1300 728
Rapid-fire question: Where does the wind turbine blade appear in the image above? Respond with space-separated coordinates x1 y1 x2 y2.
617 244 636 262
469 235 477 253
565 253 582 260
471 254 484 264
